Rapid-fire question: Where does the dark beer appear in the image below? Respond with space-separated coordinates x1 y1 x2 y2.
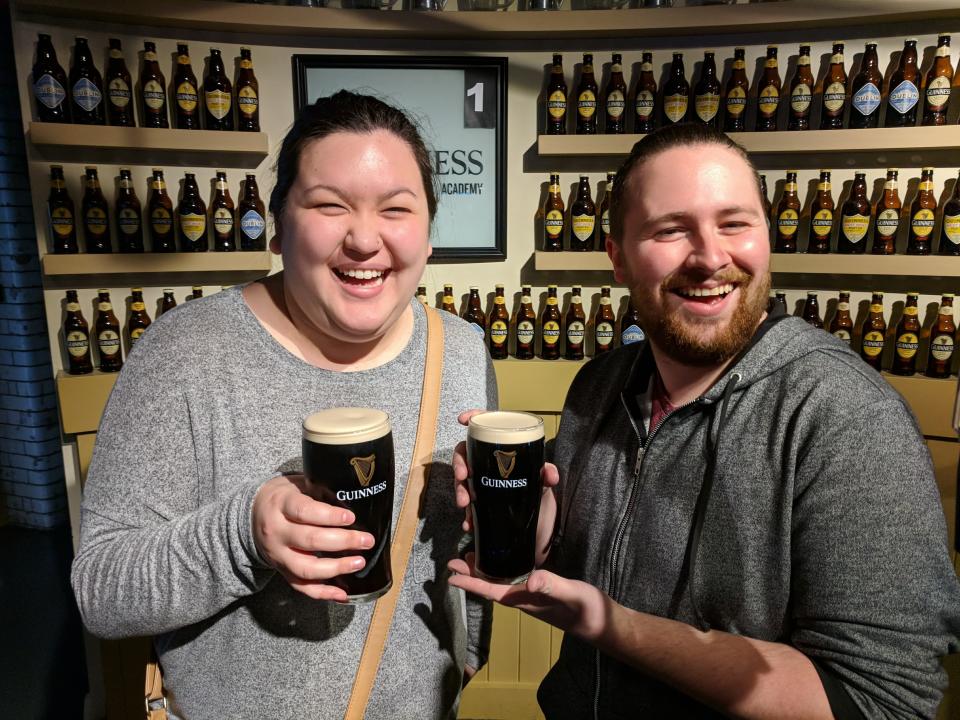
801 291 823 328
63 290 92 375
148 169 175 253
693 50 721 127
464 287 487 339
723 47 748 132
128 287 152 348
160 288 177 315
922 33 953 126
564 285 586 361
105 39 134 127
140 42 169 128
540 285 561 360
545 53 567 135
489 285 509 360
32 33 69 123
603 53 627 134
174 43 200 130
211 171 236 252
787 44 814 130
907 167 936 255
619 299 644 346
594 285 616 355
891 292 921 376
820 42 848 130
926 295 956 378
82 167 111 254
467 411 545 584
204 48 233 131
837 172 870 254
662 52 689 126
238 174 267 251
872 169 901 255
849 42 883 129
885 39 920 128
302 408 395 601
441 284 456 314
755 46 781 132
859 292 886 371
570 176 596 252
575 53 599 135
95 289 123 372
542 173 564 252
633 51 657 134
828 291 853 345
759 174 771 220
598 171 615 249
178 173 208 252
514 286 536 360
116 168 143 253
807 170 834 254
939 170 960 255
774 171 800 253
69 37 104 125
236 48 260 132
48 165 77 254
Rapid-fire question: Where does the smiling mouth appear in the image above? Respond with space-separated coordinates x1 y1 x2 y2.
334 268 389 287
671 283 736 302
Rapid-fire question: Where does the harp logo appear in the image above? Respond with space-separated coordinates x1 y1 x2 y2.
350 455 376 487
494 450 516 478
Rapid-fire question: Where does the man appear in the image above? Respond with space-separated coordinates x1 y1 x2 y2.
450 124 960 718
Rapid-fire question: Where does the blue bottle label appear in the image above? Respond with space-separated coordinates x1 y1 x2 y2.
888 80 919 115
621 324 645 345
72 77 102 112
34 74 66 109
240 209 265 240
852 82 880 116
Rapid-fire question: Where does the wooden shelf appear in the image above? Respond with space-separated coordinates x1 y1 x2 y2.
494 357 585 413
14 0 960 40
535 251 612 271
56 370 118 435
42 251 272 276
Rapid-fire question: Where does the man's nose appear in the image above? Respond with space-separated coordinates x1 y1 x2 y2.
685 228 732 273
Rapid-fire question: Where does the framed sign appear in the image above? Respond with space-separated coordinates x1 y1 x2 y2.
293 55 508 261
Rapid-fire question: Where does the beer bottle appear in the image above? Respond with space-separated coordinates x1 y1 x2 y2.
926 294 957 378
564 285 586 361
837 172 870 254
514 286 536 360
47 165 77 254
116 168 143 253
619 299 645 346
236 48 260 132
140 41 169 128
160 288 177 315
540 285 562 360
191 286 203 300
598 171 615 250
662 52 689 126
32 33 70 123
128 287 152 348
820 42 848 130
828 291 853 345
633 51 657 134
542 173 565 252
463 287 487 338
204 48 233 131
575 53 599 135
693 50 721 127
755 45 781 132
807 170 834 254
885 39 920 128
69 37 104 125
594 286 616 355
173 43 200 130
570 176 596 252
441 284 457 314
872 169 901 255
545 53 567 135
489 284 509 359
148 169 175 253
759 174 771 220
907 167 936 255
922 33 953 126
859 292 886 371
891 292 921 376
416 285 428 306
211 171 236 252
774 291 789 315
774 171 800 253
849 42 883 129
63 290 92 375
105 39 134 127
723 47 749 132
801 291 823 329
82 167 111 254
238 174 266 251
603 53 627 134
178 173 208 252
787 43 814 130
95 289 123 372
939 170 960 255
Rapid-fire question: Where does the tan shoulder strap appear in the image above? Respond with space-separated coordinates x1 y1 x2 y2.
344 305 445 719
145 654 168 720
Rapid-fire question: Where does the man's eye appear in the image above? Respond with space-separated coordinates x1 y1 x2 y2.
656 227 684 239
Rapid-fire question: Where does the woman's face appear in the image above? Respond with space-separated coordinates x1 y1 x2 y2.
272 129 432 346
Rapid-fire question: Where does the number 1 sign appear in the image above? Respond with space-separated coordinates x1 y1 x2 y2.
293 55 508 261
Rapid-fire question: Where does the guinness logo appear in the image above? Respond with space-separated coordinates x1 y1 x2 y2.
494 450 516 478
350 454 376 487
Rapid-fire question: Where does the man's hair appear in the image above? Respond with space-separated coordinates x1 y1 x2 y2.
269 90 438 228
609 123 763 242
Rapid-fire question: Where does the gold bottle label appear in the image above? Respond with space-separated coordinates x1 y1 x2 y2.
131 301 146 311
118 208 139 234
758 84 780 115
50 207 73 236
98 329 121 355
943 213 960 244
542 321 561 345
206 89 231 119
238 86 258 116
180 213 206 241
911 208 935 238
177 82 198 112
572 214 595 241
870 303 884 313
664 93 688 123
577 89 597 119
547 296 559 306
547 90 566 119
98 301 112 311
811 209 833 237
777 208 799 236
214 208 234 234
108 78 131 108
240 59 253 69
545 209 564 238
838 302 850 312
841 214 870 243
896 332 919 358
490 320 508 345
833 329 851 341
85 207 108 235
695 93 719 122
732 59 746 70
765 58 778 69
862 330 884 357
151 207 173 231
726 86 747 116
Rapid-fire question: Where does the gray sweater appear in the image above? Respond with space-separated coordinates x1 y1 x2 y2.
540 314 960 719
71 289 496 720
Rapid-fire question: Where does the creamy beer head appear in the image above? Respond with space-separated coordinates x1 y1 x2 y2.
303 407 391 445
468 411 544 445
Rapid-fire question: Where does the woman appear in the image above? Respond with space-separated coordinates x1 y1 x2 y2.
71 91 495 719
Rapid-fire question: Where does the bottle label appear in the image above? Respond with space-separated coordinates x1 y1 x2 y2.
896 333 919 359
85 207 108 235
98 329 121 356
726 86 747 116
905 305 919 316
635 90 655 120
542 321 560 346
98 301 112 311
131 328 146 344
765 57 777 69
66 330 89 358
931 334 955 361
545 209 564 238
798 55 811 67
823 82 846 112
884 179 898 191
852 82 881 116
572 214 595 242
517 320 535 344
790 83 812 113
861 330 884 357
240 59 254 70
838 302 850 312
833 329 851 341
72 77 102 112
144 51 158 62
177 82 198 112
595 322 614 347
213 208 234 234
926 76 951 108
489 320 508 345
206 90 231 119
811 209 833 238
606 90 625 118
777 209 799 236
817 181 831 192
180 212 206 241
178 54 191 65
66 301 80 312
943 213 960 244
50 207 73 236
831 52 844 65
641 62 653 72
241 209 265 240
118 208 140 235
695 93 719 122
601 209 610 236
108 78 131 108
547 296 558 306
34 73 66 109
577 89 597 119
876 208 900 237
548 183 561 195
870 302 884 313
842 214 870 242
143 80 165 110
919 180 934 192
238 86 258 116
664 93 687 123
937 44 952 58
547 90 567 119
566 321 585 344
119 177 133 190
784 181 798 192
888 80 919 115
733 59 746 70
758 85 780 116
621 324 645 345
469 322 485 338
131 301 146 312
151 207 173 232
911 209 935 238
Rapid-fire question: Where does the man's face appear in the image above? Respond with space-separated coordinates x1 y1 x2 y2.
607 144 771 367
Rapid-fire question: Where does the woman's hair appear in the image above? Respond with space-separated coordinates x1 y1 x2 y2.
609 123 763 241
269 90 438 227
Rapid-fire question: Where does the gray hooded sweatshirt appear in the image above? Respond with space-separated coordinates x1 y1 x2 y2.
540 310 960 719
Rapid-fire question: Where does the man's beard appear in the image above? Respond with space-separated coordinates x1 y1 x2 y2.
632 269 771 367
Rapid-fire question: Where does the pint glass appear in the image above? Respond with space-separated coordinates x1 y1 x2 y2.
302 408 394 602
467 411 545 584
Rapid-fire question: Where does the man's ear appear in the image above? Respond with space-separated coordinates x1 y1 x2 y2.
607 236 627 285
269 224 282 255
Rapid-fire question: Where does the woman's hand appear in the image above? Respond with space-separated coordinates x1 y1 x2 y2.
252 474 373 601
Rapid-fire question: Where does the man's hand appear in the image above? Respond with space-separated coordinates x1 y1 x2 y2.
252 474 373 602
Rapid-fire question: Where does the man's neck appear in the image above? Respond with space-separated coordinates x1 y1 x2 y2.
649 347 735 408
